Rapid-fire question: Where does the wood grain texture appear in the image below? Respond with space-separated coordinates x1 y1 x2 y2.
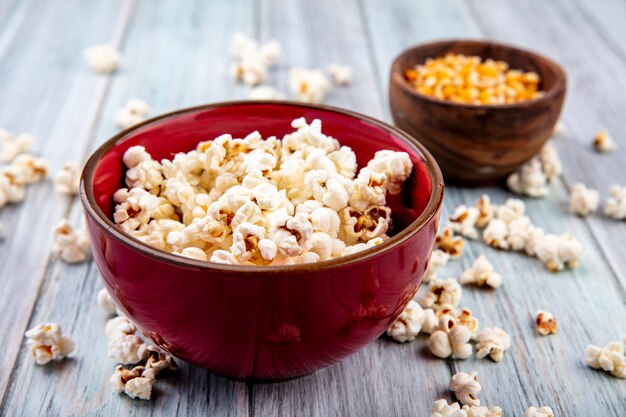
0 0 625 415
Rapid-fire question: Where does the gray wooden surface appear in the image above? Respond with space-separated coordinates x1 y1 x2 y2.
0 0 624 415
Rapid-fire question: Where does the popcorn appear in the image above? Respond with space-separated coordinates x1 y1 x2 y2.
482 219 509 250
592 130 617 153
428 314 472 359
460 255 502 289
144 345 178 374
449 205 480 239
110 365 155 400
568 183 599 216
419 278 462 309
327 64 352 85
507 143 560 197
435 227 464 258
0 130 34 162
106 316 149 365
84 44 121 73
24 323 74 365
97 288 118 316
289 67 331 103
114 98 150 129
54 162 81 194
535 310 557 336
386 300 429 342
423 249 450 282
248 85 286 100
463 405 503 417
475 327 511 362
495 198 525 223
525 406 554 417
430 399 466 417
449 371 481 406
0 167 26 207
474 194 495 228
12 154 49 183
52 218 90 263
585 341 626 378
505 216 533 251
604 185 626 220
173 246 208 261
533 233 582 272
229 33 281 86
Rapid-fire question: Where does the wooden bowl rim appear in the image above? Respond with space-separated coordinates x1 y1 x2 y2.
390 38 567 110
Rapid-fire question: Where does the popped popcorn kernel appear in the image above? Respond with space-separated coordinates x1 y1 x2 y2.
106 316 149 365
289 67 331 103
462 404 503 417
386 300 428 342
533 233 582 272
230 33 281 86
110 364 155 400
423 249 450 282
0 129 34 162
475 326 511 362
419 277 462 309
592 130 617 153
535 310 557 336
435 227 464 258
604 184 626 220
114 98 150 129
449 205 480 240
24 323 74 365
404 53 543 105
585 341 626 378
474 194 496 228
430 399 466 417
54 162 81 195
327 64 352 85
12 154 49 183
97 288 118 316
568 183 599 216
84 44 121 73
525 406 554 417
482 219 509 250
449 371 481 406
52 218 90 263
0 166 26 207
428 314 473 359
460 255 502 289
507 143 561 198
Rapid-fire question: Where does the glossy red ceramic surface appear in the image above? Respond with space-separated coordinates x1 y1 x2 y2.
80 101 444 379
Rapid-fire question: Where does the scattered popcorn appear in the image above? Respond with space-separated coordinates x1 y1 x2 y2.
604 184 626 220
449 205 480 239
423 249 450 282
525 406 554 417
533 233 582 272
386 300 429 342
462 405 503 417
428 314 473 359
460 255 502 289
52 218 90 263
449 371 481 406
419 278 462 309
404 53 543 105
106 316 149 365
12 154 49 183
54 162 81 195
435 227 464 258
535 310 557 336
507 143 561 197
568 183 599 216
248 85 286 100
0 167 26 207
592 130 617 153
430 399 466 417
482 219 509 250
84 44 121 73
495 198 525 223
476 327 511 362
552 121 566 137
112 118 413 265
144 345 177 374
24 323 74 365
474 194 496 228
0 129 34 162
97 288 118 316
327 64 352 85
230 33 281 86
585 341 626 378
289 67 331 103
114 98 150 129
110 364 155 400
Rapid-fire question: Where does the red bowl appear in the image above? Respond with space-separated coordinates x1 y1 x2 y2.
80 101 444 379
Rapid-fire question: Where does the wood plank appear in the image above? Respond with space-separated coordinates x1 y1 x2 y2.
0 0 255 415
0 0 134 404
363 0 626 414
464 0 626 288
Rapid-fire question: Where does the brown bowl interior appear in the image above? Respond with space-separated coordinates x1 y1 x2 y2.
389 39 566 186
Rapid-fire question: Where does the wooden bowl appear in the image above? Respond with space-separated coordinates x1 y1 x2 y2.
389 39 566 186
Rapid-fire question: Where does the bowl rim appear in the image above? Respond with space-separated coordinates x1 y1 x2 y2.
80 100 444 275
390 38 567 111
